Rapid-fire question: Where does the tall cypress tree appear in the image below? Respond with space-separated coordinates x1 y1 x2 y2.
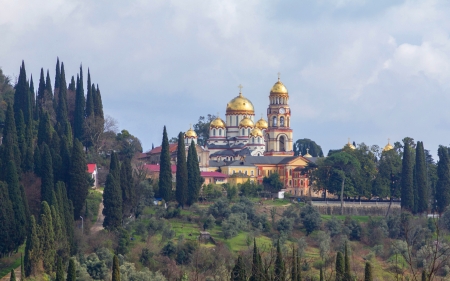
436 146 450 214
296 252 302 281
364 262 372 281
231 255 246 281
24 215 40 277
74 65 85 140
56 63 71 138
85 69 94 118
250 239 263 281
274 240 285 281
159 126 172 201
291 247 297 281
176 132 188 207
112 255 120 281
68 139 89 218
0 181 15 255
56 181 74 254
415 141 428 214
109 151 120 180
344 242 351 281
67 258 76 281
39 201 55 274
29 75 35 120
40 143 54 204
120 158 134 216
33 145 41 176
401 141 414 211
93 84 104 119
45 70 53 101
54 58 61 94
320 267 323 281
335 252 344 281
55 257 64 281
16 110 27 169
103 173 122 230
6 160 27 250
37 68 46 118
37 112 53 147
14 61 31 127
2 104 21 179
187 140 202 205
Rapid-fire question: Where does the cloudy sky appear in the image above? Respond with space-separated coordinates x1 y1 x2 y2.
2 0 450 158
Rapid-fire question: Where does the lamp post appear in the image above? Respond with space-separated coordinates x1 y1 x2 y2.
80 216 84 234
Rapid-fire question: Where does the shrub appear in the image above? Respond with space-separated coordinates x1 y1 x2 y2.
325 216 342 237
222 213 248 239
301 204 321 235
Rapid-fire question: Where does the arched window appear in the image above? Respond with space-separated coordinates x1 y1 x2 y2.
219 129 222 136
289 169 292 176
213 129 216 136
279 135 285 151
251 171 254 176
236 116 239 125
280 117 285 127
229 116 232 125
242 129 245 135
258 138 260 144
272 116 277 126
248 128 251 135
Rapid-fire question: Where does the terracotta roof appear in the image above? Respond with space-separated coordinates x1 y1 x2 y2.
87 163 97 174
200 171 228 178
146 144 178 154
144 164 177 173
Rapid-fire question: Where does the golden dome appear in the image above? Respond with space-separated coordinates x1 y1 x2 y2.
185 126 197 138
239 116 254 128
210 117 226 128
226 92 255 115
255 117 268 130
345 139 356 150
250 128 263 137
304 148 312 158
383 139 394 152
270 77 288 96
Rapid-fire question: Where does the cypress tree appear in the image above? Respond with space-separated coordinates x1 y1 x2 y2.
335 252 344 281
55 58 61 94
0 181 15 255
187 140 202 205
68 139 89 218
231 256 246 281
37 112 53 147
74 65 85 140
55 257 64 281
10 269 16 281
158 126 172 201
30 75 36 121
344 242 351 281
33 145 41 176
60 136 72 183
57 63 70 137
85 69 94 118
415 142 428 214
20 253 24 281
68 76 75 92
103 173 122 230
2 104 21 178
37 68 46 118
39 201 55 274
319 268 323 281
67 258 76 281
51 204 67 258
109 151 120 180
274 240 285 281
24 215 40 277
6 160 27 250
51 133 63 183
176 132 188 207
112 255 120 281
364 262 372 281
120 158 134 216
56 182 74 255
401 141 414 211
16 110 26 169
250 239 263 281
436 146 450 213
14 61 31 127
93 84 104 119
291 247 297 281
40 143 54 204
45 70 53 101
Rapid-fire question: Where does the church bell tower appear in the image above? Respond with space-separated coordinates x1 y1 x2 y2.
264 74 294 156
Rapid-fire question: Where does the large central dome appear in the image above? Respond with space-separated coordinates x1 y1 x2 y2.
226 92 255 115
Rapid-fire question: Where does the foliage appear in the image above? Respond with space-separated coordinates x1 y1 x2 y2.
68 139 89 219
436 146 450 213
103 172 123 230
293 138 324 157
262 173 283 193
301 204 321 235
401 139 414 211
222 213 249 239
193 114 216 146
158 126 172 201
187 141 202 205
175 132 188 207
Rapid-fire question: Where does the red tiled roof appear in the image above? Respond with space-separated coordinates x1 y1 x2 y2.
87 163 97 174
146 144 178 154
200 171 228 178
144 164 177 173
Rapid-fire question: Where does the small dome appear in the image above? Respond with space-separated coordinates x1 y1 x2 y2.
239 116 254 128
345 139 356 150
383 139 394 152
226 92 255 115
304 148 312 158
270 77 288 96
210 117 226 128
255 117 268 130
250 128 263 137
185 126 197 138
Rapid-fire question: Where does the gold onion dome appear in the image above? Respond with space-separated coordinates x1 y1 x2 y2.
239 116 254 128
250 128 263 137
383 139 394 152
270 77 289 96
345 139 356 150
210 117 226 128
226 90 255 115
304 148 312 158
185 126 197 138
255 117 268 130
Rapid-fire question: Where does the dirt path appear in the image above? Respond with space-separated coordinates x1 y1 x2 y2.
90 201 105 234
0 266 20 281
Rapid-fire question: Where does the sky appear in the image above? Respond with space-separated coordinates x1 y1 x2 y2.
1 0 450 159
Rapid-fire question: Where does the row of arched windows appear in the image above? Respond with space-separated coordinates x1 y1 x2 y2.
271 96 288 105
227 115 254 126
212 128 224 136
271 116 289 127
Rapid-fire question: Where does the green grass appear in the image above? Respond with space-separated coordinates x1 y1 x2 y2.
320 215 379 223
171 220 201 240
0 244 25 278
86 190 103 222
262 199 292 206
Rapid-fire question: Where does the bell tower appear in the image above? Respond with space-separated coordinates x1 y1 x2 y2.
264 74 294 156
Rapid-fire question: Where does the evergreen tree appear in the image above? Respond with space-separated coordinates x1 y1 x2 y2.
158 126 172 201
93 84 104 119
40 143 54 204
20 253 24 281
401 141 414 211
344 242 351 281
364 262 372 281
24 215 40 277
33 145 41 176
56 63 70 137
112 255 120 281
250 239 263 281
56 182 74 255
45 70 53 102
67 258 76 281
30 75 36 121
2 104 21 178
319 267 323 281
274 240 285 281
436 146 450 213
0 181 15 255
335 252 344 281
39 201 55 274
109 151 120 180
291 248 297 281
120 158 134 216
6 160 27 250
37 68 46 118
16 110 26 169
74 65 85 140
103 173 123 230
51 204 67 259
55 257 64 281
85 69 94 118
37 112 53 147
415 141 428 213
187 140 202 205
68 139 89 218
176 132 188 207
54 57 61 93
297 253 302 281
9 269 16 281
14 61 31 127
231 256 246 281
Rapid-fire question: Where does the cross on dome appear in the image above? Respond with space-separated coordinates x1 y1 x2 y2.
238 84 243 94
277 72 281 81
